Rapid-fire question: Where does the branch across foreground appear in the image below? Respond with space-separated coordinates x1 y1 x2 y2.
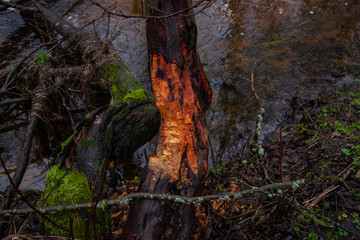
0 180 304 216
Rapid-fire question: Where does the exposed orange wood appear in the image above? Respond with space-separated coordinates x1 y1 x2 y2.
125 0 212 238
148 46 210 185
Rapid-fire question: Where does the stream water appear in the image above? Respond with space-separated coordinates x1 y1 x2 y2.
0 0 359 191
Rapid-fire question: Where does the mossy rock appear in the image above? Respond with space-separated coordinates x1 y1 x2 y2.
38 165 109 238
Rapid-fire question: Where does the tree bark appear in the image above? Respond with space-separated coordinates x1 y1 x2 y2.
125 1 212 239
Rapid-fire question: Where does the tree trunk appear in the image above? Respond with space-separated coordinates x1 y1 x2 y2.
125 1 212 239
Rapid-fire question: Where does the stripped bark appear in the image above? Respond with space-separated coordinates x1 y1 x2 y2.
125 0 212 239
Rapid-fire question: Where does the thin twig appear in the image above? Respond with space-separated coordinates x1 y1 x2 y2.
251 62 259 100
88 0 213 19
0 0 37 12
0 154 70 232
297 98 314 122
279 126 283 183
288 197 360 238
0 96 30 107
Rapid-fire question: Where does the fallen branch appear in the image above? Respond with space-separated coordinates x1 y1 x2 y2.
1 64 56 211
88 0 214 20
0 180 304 216
251 62 259 100
0 147 71 234
0 0 36 12
0 96 30 107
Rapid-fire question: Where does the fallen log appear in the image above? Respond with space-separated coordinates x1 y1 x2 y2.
1 2 160 238
2 63 53 211
16 2 161 190
36 5 160 194
125 0 212 239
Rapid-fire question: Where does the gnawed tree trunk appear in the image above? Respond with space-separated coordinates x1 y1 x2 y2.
125 0 212 239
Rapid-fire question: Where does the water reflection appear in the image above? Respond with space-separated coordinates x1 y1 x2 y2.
0 9 42 74
197 0 360 160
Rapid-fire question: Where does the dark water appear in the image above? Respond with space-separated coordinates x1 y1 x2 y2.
0 0 359 189
0 8 46 191
197 0 360 160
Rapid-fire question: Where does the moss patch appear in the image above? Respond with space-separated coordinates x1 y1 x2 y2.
122 88 149 103
79 136 95 150
38 165 107 238
61 130 78 151
94 61 155 106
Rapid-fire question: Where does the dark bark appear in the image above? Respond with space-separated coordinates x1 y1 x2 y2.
125 1 212 239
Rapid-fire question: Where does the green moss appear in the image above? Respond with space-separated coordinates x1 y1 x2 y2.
144 104 155 111
38 165 108 238
206 75 211 83
104 64 118 80
61 130 78 151
122 89 149 103
103 63 129 101
79 136 94 150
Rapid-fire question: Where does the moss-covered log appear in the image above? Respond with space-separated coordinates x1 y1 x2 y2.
1 2 160 238
32 4 161 193
125 0 212 239
11 3 158 189
71 62 160 194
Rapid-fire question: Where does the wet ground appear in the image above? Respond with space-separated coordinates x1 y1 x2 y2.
187 80 360 239
0 0 359 193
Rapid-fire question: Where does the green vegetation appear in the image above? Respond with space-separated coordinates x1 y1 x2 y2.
94 62 153 104
79 136 94 150
34 49 52 65
264 38 286 48
38 165 107 238
209 159 233 175
289 82 360 239
122 88 149 103
61 130 78 151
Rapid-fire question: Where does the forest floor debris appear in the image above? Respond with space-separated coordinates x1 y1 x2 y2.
2 79 360 239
